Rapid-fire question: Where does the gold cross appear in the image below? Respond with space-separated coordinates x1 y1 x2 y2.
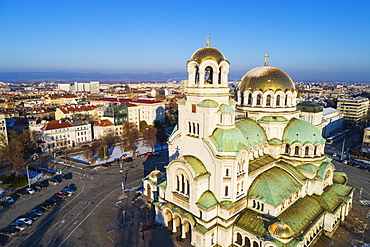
264 52 270 66
206 35 211 47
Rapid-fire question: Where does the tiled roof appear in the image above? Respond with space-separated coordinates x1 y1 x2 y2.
40 120 74 130
93 119 114 127
59 105 98 114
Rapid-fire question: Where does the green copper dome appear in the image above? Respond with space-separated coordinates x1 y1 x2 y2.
282 118 325 145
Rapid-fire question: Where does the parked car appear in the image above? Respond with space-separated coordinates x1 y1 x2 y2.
28 208 44 216
39 201 53 209
9 222 27 231
101 163 111 169
16 217 33 226
26 187 36 194
144 152 153 157
24 212 40 221
45 198 58 205
61 188 74 196
17 188 30 197
3 196 14 204
55 192 68 198
49 178 60 185
34 183 47 190
62 173 73 180
125 157 133 163
0 226 19 237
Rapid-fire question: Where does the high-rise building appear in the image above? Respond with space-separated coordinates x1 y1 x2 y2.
143 41 354 247
337 96 369 124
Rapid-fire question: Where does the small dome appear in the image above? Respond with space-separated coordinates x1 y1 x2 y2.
268 222 295 240
187 46 227 65
297 101 323 113
198 99 219 108
238 66 295 92
149 169 163 179
283 118 325 145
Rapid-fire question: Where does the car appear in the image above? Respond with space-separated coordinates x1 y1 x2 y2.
144 152 153 157
16 217 33 226
49 178 60 185
62 173 73 180
17 188 30 197
343 160 348 164
9 222 28 231
26 187 36 194
55 192 68 198
34 183 47 190
0 227 19 237
61 188 74 196
39 201 53 209
332 153 337 157
28 208 45 216
125 157 133 163
24 212 40 221
45 198 58 205
3 196 14 204
101 163 111 169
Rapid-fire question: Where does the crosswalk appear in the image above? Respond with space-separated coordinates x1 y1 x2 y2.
360 200 370 206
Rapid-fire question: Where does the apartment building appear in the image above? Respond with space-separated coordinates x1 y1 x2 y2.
337 96 369 124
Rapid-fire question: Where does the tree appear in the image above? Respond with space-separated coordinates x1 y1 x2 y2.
156 128 168 151
121 122 139 156
82 144 97 165
0 131 27 172
139 120 148 131
141 125 157 152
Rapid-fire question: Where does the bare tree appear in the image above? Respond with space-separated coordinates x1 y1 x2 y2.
156 128 168 151
141 125 157 153
82 144 97 165
0 131 26 172
121 122 139 156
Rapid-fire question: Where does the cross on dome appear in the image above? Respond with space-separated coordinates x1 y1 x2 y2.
264 52 270 66
206 35 211 47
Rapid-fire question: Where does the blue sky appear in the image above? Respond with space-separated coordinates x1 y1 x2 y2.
0 0 369 81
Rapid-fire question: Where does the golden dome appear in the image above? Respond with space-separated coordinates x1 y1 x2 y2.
187 46 228 65
268 222 295 240
238 66 295 92
149 169 163 178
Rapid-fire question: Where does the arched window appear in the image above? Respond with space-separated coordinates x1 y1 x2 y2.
236 233 242 245
176 176 179 191
204 66 213 84
305 146 310 156
237 183 240 194
195 67 199 83
187 180 190 196
276 94 281 106
220 114 223 123
188 122 191 134
248 93 252 105
294 146 300 156
253 200 256 208
314 145 318 156
244 237 251 247
192 122 196 135
285 144 290 154
225 168 229 177
181 174 185 193
197 123 200 135
285 95 288 106
218 68 222 84
252 241 259 247
256 94 262 106
241 181 244 192
199 210 202 219
261 203 264 212
266 95 271 106
240 92 244 105
225 186 229 196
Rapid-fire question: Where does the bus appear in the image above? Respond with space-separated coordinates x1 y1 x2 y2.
326 129 350 144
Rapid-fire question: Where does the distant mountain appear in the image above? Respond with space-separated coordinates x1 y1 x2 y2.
0 71 188 82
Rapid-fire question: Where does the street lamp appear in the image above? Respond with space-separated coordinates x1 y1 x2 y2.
26 164 31 188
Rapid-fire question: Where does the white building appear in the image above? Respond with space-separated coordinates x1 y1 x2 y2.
143 42 354 247
337 96 369 124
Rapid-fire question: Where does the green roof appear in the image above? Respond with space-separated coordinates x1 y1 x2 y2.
198 99 218 107
296 101 323 113
219 200 235 209
196 190 218 210
177 98 187 104
249 155 276 174
279 196 324 236
258 116 288 123
228 98 237 105
312 183 354 213
218 104 234 114
248 167 302 206
209 118 267 153
184 155 210 179
282 118 325 145
234 208 271 237
297 163 319 173
316 162 332 180
269 138 283 145
333 172 348 184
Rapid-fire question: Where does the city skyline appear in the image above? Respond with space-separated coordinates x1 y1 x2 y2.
1 0 370 82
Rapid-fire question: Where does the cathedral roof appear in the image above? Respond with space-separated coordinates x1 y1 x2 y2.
237 66 295 92
248 167 301 206
282 118 325 145
268 222 295 240
187 46 228 65
183 155 210 180
198 99 218 108
218 104 234 114
297 101 323 113
297 163 319 173
258 116 288 123
196 190 218 210
209 118 267 153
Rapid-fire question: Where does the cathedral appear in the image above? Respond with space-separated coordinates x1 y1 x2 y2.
142 39 354 247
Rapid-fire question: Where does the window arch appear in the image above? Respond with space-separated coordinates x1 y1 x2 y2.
236 232 242 245
181 174 185 193
204 66 213 84
285 95 288 106
225 168 229 177
248 93 252 105
276 94 281 106
294 146 300 156
218 68 222 84
176 176 180 191
305 146 310 157
266 95 271 106
195 66 199 83
244 237 251 247
285 144 290 154
240 92 244 106
256 94 262 106
314 145 318 156
225 186 229 196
